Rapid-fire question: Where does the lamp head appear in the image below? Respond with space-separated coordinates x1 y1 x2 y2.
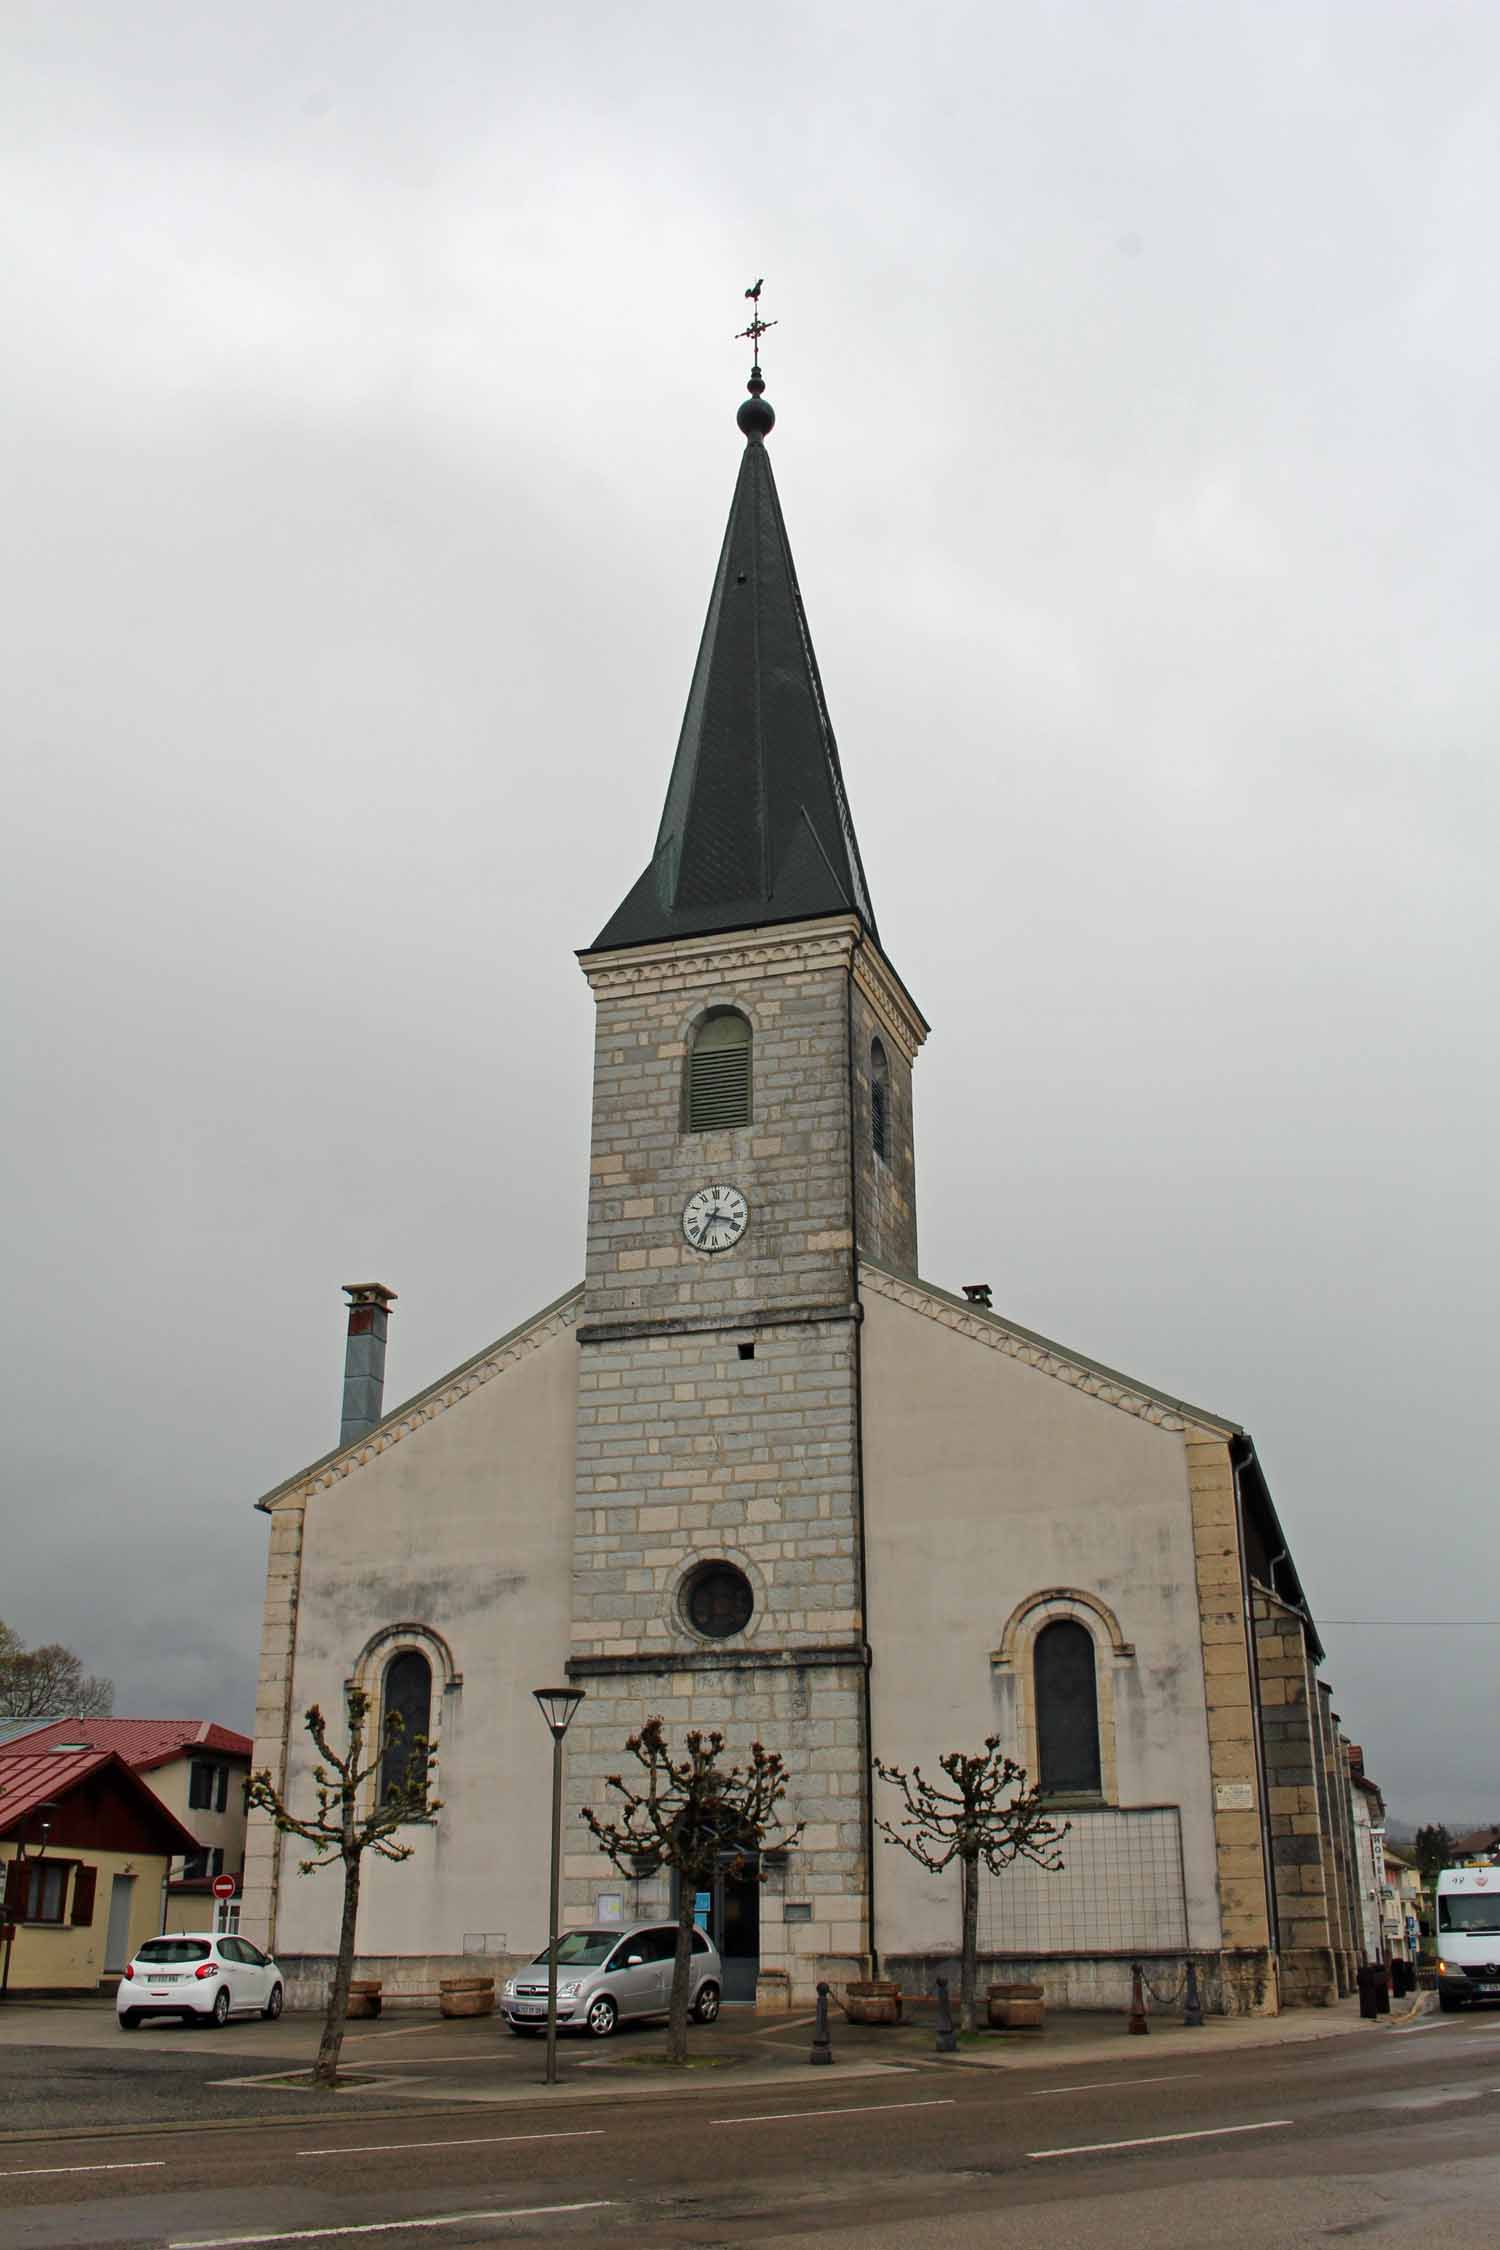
532 1687 585 1741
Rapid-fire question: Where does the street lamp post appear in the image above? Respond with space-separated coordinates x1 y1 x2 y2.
532 1686 584 2086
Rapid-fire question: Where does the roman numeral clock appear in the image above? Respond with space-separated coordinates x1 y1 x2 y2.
681 1184 749 1252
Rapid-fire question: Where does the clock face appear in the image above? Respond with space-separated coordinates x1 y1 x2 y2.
682 1184 749 1253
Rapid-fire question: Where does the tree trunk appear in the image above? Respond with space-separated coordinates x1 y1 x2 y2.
959 1850 979 2035
666 1888 696 2065
314 1849 362 2088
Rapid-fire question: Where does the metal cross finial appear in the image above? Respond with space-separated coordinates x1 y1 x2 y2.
735 277 778 370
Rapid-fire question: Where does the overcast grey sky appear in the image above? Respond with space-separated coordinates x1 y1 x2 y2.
3 1 1496 1825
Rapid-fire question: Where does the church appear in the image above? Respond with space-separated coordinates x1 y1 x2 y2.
242 349 1371 2018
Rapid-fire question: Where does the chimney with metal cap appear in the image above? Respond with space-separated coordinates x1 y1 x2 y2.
340 1284 397 1446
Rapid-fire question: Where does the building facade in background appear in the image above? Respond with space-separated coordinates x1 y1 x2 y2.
0 1718 253 1944
243 369 1376 2015
0 1746 199 1993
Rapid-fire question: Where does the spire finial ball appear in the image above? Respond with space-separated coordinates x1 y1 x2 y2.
737 378 775 441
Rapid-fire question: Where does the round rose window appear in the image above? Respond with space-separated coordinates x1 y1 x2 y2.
682 1562 754 1639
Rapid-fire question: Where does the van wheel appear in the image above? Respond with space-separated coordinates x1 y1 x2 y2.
584 1994 618 2037
1439 1992 1464 2012
692 1981 721 2023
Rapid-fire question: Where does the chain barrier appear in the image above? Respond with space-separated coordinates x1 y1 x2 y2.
1137 1961 1189 2009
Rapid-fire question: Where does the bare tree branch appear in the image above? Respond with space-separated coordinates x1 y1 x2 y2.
873 1738 1068 2034
245 1687 440 2087
581 1718 802 2064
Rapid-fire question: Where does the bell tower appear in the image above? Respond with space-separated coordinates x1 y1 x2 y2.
564 318 927 1999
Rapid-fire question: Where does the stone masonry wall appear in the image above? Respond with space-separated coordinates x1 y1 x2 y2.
1318 1680 1364 1977
850 974 919 1278
570 918 890 1998
1253 1585 1339 2005
566 1314 868 1993
578 921 864 1330
1184 1430 1277 2012
562 1660 869 1994
572 1321 862 1659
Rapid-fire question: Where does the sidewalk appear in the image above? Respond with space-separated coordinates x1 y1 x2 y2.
0 1987 1418 2129
743 1991 1386 2077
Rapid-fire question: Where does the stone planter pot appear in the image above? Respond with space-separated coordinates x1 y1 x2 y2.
842 1979 903 2025
346 1978 382 2020
439 1977 496 2019
986 1981 1044 2030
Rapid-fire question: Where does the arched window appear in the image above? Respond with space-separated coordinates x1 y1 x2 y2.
870 1037 890 1162
380 1649 432 1808
1034 1620 1101 1795
687 1009 751 1132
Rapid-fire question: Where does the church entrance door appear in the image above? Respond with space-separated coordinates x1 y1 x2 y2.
676 1854 760 2002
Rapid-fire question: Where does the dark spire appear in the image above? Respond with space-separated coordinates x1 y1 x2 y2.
591 321 877 953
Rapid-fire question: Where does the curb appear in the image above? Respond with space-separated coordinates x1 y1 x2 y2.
1383 1989 1439 2027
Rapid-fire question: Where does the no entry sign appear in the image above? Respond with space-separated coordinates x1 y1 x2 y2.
212 1873 237 1900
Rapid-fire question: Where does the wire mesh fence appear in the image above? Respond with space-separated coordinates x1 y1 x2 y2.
979 1804 1187 1955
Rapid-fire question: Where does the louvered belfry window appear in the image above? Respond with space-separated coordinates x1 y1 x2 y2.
687 1010 751 1131
870 1037 890 1162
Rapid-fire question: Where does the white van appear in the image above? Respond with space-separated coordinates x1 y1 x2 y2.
1435 1867 1500 2011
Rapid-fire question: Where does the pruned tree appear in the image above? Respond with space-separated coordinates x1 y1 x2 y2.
0 1620 113 1719
245 1686 439 2088
582 1719 802 2064
874 1739 1067 2033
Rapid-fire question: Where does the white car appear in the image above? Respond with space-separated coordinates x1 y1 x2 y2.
117 1934 285 2029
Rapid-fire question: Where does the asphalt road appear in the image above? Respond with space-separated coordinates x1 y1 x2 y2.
3 2012 1498 2248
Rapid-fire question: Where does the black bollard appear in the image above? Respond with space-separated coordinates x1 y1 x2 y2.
1128 1962 1149 2035
934 1974 959 2055
810 1980 833 2066
1183 1958 1203 2028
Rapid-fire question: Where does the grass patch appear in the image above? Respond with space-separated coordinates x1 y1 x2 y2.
600 2052 737 2072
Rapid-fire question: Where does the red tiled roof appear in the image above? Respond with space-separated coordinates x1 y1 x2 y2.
0 1749 199 1854
0 1718 253 1775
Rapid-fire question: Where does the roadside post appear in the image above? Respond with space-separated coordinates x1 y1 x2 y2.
810 1980 833 2065
1128 1962 1149 2035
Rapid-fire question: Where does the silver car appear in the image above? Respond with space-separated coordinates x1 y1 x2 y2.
501 1921 722 2038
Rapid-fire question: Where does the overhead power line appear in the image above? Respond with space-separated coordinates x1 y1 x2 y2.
1317 1618 1500 1629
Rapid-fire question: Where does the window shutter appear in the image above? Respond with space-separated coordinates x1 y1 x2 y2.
687 1013 752 1131
71 1865 98 1926
4 1859 30 1918
214 1765 228 1814
870 1038 890 1161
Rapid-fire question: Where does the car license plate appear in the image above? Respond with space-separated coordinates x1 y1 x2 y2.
513 2002 545 2017
1477 1983 1500 1995
150 1974 181 1984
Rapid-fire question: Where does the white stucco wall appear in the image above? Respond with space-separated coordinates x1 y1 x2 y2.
273 1312 577 1962
861 1282 1223 1961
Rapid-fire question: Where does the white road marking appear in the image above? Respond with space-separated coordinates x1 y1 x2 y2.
297 2131 605 2158
1030 2119 1293 2160
711 2098 955 2125
1026 2074 1190 2095
0 2160 167 2179
170 2203 613 2248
